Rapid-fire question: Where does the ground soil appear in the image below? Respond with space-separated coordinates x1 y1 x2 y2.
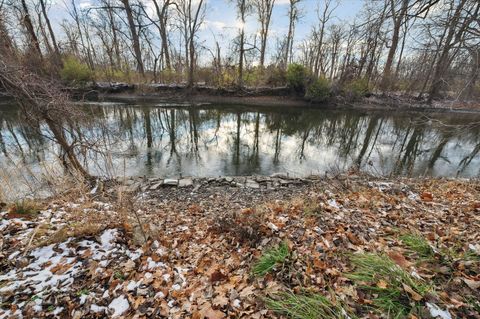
1 174 479 318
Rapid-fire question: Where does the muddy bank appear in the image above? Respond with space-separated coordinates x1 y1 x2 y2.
88 84 480 113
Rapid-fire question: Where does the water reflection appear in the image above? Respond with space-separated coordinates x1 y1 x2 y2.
0 102 479 182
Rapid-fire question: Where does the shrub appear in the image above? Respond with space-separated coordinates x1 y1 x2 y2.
286 63 307 93
305 77 331 102
266 291 352 319
60 56 93 84
347 253 431 318
253 241 289 276
264 66 286 87
344 78 369 101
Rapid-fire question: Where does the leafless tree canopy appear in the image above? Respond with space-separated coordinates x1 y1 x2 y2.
0 0 479 100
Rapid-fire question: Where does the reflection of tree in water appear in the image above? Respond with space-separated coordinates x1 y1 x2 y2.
355 115 381 167
393 122 425 176
1 103 480 178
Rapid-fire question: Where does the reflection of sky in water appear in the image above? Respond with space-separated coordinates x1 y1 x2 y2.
0 103 479 190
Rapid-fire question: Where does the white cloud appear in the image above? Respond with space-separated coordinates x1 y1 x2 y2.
204 20 227 30
79 0 93 10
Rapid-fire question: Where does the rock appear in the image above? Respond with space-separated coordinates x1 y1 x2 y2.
149 181 164 190
178 178 193 187
127 183 140 192
233 182 244 188
271 172 289 179
163 179 178 186
246 179 260 189
225 177 233 183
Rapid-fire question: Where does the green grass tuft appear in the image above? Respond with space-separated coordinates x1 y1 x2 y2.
10 199 39 215
253 241 289 276
347 253 431 318
265 291 352 319
400 233 434 258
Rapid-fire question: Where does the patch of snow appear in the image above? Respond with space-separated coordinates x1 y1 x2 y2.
126 248 143 260
232 299 241 308
108 295 130 318
327 199 340 209
469 243 480 255
52 307 64 315
91 304 106 313
426 303 452 319
100 229 117 250
154 291 165 299
126 280 139 292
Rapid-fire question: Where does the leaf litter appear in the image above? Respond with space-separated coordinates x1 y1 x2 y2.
0 175 479 318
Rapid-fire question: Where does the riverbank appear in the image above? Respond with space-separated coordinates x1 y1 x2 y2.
1 174 479 318
87 83 480 113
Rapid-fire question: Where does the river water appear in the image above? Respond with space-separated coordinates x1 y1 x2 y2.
0 101 479 194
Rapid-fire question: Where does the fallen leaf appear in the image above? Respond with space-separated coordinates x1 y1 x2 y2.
421 192 433 202
212 294 229 307
210 269 227 283
346 232 363 245
239 285 255 298
388 251 412 269
463 278 480 290
200 303 225 319
377 280 388 289
402 283 422 301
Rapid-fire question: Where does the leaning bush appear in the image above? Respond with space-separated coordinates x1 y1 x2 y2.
286 63 307 93
60 56 93 85
305 77 331 102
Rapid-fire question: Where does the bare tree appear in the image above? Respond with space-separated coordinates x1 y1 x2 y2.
120 0 145 76
284 0 301 68
253 0 275 67
176 0 205 88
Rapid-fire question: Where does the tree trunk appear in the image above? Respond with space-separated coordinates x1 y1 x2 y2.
121 0 145 76
20 0 42 58
39 0 61 65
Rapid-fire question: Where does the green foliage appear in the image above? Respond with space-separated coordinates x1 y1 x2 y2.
400 234 434 259
344 78 369 101
253 242 289 276
347 253 431 318
243 67 264 87
305 77 331 102
60 56 93 84
114 271 125 281
286 63 307 93
266 291 353 319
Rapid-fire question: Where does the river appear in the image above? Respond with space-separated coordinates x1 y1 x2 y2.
0 101 479 197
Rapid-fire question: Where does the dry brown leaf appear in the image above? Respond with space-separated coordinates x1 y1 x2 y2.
239 285 255 298
346 232 363 245
200 303 225 319
421 192 433 202
463 278 480 290
212 294 229 307
388 251 412 269
402 283 422 301
377 280 388 289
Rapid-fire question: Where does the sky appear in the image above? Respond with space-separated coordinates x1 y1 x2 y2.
46 0 366 63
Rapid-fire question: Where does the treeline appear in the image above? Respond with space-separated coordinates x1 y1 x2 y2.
0 0 479 102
